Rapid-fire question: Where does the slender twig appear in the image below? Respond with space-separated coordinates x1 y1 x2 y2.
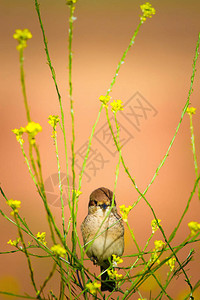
68 1 77 257
19 48 31 122
34 0 71 204
14 214 39 297
37 262 57 298
54 129 66 237
188 111 200 199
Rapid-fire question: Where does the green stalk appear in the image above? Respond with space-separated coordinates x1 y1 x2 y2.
169 175 200 243
19 48 31 122
68 2 77 256
141 32 200 201
37 262 57 298
54 130 66 237
106 21 142 95
123 222 171 300
189 112 200 199
34 0 71 203
14 214 39 297
78 18 144 192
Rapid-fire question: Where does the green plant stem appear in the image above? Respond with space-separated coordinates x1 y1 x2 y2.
33 143 47 198
117 232 154 297
68 2 77 258
34 0 71 204
19 44 46 196
169 175 200 243
37 262 57 298
189 112 200 199
78 18 144 191
54 131 66 237
140 32 200 201
59 262 65 300
106 21 142 95
14 213 39 297
19 48 31 122
0 291 40 299
123 222 171 300
19 45 44 194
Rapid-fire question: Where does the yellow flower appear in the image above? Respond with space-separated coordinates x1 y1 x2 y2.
140 2 156 22
25 122 42 144
186 107 196 115
7 199 21 215
110 99 124 112
73 189 82 198
151 250 160 264
51 244 66 257
66 0 77 5
188 221 200 236
138 298 147 300
99 95 111 108
48 115 60 139
48 115 60 128
12 127 26 144
112 254 123 267
151 219 161 233
36 232 47 246
107 269 123 280
119 205 132 222
13 29 32 51
166 257 176 272
154 240 165 250
86 281 101 295
7 237 21 247
25 122 42 137
12 122 42 145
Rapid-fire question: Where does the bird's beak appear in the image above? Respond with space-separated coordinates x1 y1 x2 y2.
101 203 108 211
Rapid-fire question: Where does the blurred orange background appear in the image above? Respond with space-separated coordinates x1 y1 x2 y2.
1 0 200 299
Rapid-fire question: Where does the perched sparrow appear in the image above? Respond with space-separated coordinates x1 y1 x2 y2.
81 187 124 292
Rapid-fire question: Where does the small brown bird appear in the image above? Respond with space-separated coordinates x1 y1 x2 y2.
81 187 124 291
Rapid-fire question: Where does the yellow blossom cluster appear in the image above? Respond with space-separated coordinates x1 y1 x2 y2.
7 199 21 215
188 221 200 236
12 127 26 144
73 189 82 198
66 0 77 5
140 2 156 22
48 115 60 129
99 95 124 112
151 240 165 265
110 99 124 112
151 251 160 264
12 121 42 144
107 269 122 280
51 244 66 257
86 281 101 295
186 107 196 115
154 240 165 250
119 205 132 222
36 232 47 246
13 29 32 51
166 257 176 272
112 254 123 266
25 122 42 137
48 115 60 139
151 218 161 233
7 237 21 247
99 95 111 108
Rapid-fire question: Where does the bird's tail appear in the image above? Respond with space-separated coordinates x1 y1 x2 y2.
100 266 116 292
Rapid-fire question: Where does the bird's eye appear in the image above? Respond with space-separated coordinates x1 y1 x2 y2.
94 200 98 206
